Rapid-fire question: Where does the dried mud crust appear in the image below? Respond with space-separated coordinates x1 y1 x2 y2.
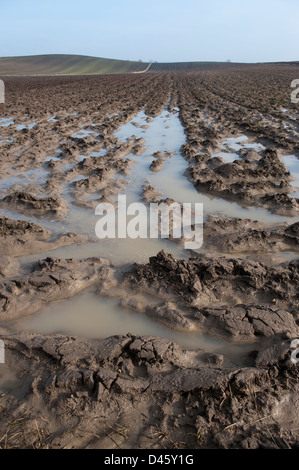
203 217 299 253
0 332 298 449
0 69 299 449
0 192 68 220
174 70 299 216
122 251 299 340
175 67 299 151
1 70 298 216
67 136 145 208
183 145 299 217
0 216 88 257
1 246 298 339
0 256 111 321
0 74 173 213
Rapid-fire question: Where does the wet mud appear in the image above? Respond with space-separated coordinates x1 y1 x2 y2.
0 68 299 448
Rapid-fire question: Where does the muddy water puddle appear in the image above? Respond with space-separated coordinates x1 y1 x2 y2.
2 106 299 366
0 168 50 193
0 117 14 127
16 122 37 131
72 129 97 138
212 151 240 163
221 135 265 152
281 154 299 197
115 110 295 223
6 289 257 367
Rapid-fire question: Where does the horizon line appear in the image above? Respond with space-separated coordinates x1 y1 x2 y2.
0 53 298 65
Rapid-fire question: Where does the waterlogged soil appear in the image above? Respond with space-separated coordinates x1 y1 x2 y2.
0 69 299 449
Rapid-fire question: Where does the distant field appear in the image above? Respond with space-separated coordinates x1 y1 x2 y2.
149 61 299 72
0 54 298 76
0 54 150 75
149 61 239 71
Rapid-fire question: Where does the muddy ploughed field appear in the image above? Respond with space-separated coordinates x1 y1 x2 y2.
0 66 299 449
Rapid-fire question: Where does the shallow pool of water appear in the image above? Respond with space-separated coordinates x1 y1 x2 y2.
0 168 49 192
0 118 14 127
2 107 299 363
10 289 257 366
212 151 240 163
116 111 296 224
222 135 265 152
72 129 96 138
281 154 299 197
16 121 37 131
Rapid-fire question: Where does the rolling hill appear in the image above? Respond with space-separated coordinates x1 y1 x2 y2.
0 54 298 76
0 54 150 75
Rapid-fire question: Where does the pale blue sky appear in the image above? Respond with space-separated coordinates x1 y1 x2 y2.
0 0 298 62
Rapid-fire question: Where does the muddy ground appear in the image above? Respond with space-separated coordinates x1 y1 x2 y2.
0 67 299 449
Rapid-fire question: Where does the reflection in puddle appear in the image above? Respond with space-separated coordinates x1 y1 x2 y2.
0 168 50 192
2 107 299 364
4 109 299 269
222 135 265 152
281 154 299 198
0 118 14 127
89 149 107 158
212 151 240 163
16 122 37 131
44 149 63 162
116 111 295 224
72 129 96 138
44 155 61 162
19 230 189 267
13 290 257 366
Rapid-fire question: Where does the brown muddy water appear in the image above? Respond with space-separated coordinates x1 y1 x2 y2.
1 107 299 377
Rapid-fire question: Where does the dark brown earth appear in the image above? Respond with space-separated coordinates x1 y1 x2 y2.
1 70 298 215
0 67 299 449
204 218 299 253
1 192 68 220
0 216 88 257
0 256 110 321
121 250 299 340
0 330 298 449
186 148 299 216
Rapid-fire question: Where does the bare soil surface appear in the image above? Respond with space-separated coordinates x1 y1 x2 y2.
0 67 299 449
